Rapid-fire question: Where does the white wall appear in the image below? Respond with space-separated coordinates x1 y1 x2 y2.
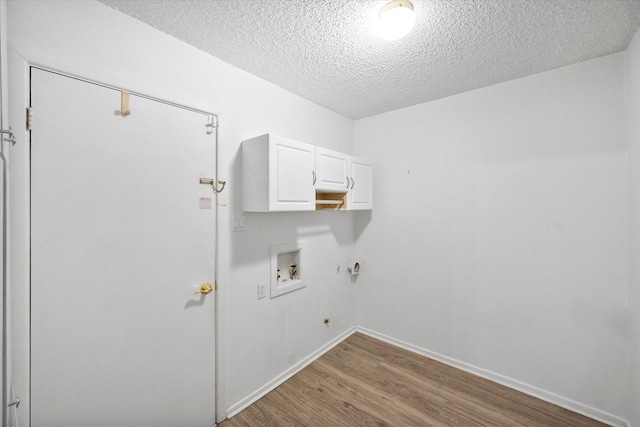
8 1 637 425
627 26 640 427
7 0 356 421
354 53 629 423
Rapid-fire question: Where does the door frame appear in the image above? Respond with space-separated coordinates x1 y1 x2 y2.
8 58 227 425
0 0 8 425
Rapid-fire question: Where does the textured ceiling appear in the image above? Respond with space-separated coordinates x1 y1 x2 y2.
99 0 640 119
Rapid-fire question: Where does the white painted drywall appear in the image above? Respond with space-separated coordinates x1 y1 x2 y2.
8 1 636 425
354 54 629 421
7 0 355 421
627 26 640 427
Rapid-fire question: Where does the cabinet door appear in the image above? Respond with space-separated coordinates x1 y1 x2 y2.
316 147 350 192
269 135 316 211
349 156 373 210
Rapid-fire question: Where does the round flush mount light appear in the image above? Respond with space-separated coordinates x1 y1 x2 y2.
376 0 416 40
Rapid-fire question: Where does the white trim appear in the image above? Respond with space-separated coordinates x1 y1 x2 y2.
356 327 630 427
0 2 8 424
7 47 31 427
226 326 357 418
225 325 630 426
227 326 631 427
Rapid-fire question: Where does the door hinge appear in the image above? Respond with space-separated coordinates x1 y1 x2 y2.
205 115 217 135
27 107 34 131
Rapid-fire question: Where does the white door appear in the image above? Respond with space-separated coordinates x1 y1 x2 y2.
30 68 216 427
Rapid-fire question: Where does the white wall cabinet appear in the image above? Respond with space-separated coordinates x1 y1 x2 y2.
242 134 316 212
316 150 373 210
348 156 373 210
242 134 372 212
315 147 350 193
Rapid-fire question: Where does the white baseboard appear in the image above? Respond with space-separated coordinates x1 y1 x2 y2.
226 326 357 418
356 326 629 427
225 325 629 426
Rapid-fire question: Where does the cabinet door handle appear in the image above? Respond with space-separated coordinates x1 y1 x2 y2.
346 177 350 189
350 177 355 189
312 171 316 185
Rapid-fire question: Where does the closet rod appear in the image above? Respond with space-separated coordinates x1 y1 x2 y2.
315 199 345 206
30 65 218 120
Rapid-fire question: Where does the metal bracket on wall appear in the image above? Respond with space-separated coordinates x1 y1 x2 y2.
205 115 218 135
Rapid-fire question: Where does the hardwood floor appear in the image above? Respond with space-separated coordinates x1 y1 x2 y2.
219 333 606 426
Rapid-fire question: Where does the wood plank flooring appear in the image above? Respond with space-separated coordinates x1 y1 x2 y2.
219 333 607 427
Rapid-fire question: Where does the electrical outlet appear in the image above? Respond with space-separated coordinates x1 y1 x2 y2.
257 283 266 299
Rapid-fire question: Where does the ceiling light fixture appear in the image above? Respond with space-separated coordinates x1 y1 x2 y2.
376 0 416 41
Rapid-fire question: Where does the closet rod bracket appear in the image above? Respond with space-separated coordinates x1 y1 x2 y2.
205 115 218 135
